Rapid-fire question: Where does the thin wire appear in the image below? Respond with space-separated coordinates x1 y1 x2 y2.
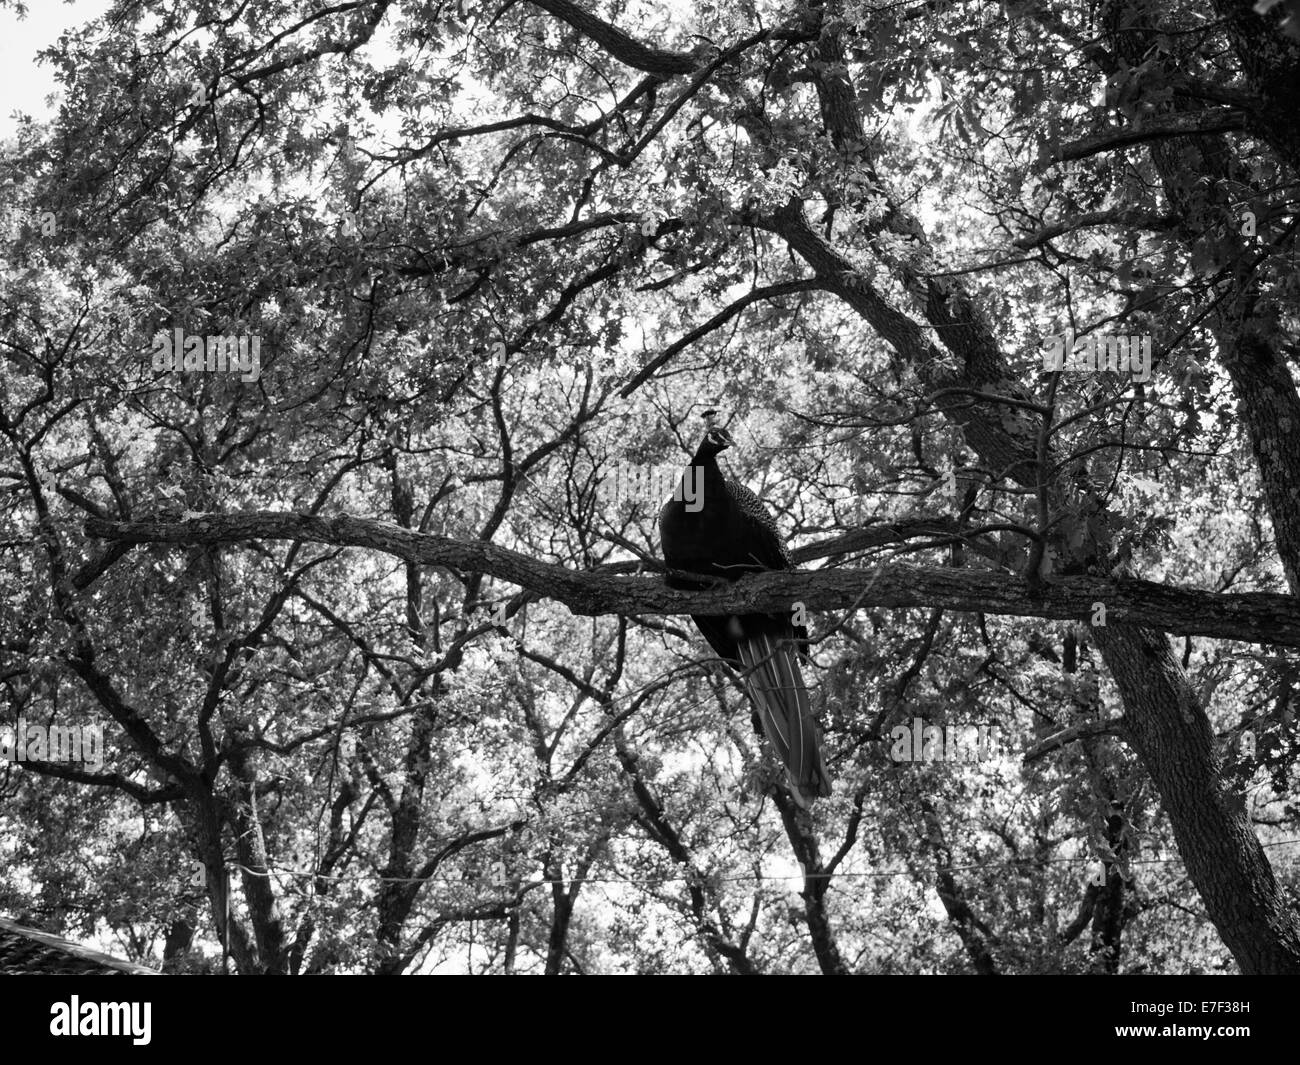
211 836 1300 887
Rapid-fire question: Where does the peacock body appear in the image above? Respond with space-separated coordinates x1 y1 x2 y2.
659 422 832 806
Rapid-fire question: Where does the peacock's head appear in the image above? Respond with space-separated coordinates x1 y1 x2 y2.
701 426 733 454
697 409 734 456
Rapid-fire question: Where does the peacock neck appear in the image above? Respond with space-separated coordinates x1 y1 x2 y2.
685 451 728 510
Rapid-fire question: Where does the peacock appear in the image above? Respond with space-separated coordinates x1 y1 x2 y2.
658 414 832 806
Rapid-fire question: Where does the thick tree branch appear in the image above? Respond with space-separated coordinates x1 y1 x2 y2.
83 512 1300 648
1014 208 1180 250
1056 110 1249 161
527 0 700 74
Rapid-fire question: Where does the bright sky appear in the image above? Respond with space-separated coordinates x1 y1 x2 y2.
0 0 112 136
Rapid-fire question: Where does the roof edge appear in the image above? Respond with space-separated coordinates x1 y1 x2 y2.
0 917 159 975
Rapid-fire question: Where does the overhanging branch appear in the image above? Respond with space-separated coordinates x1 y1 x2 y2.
527 0 700 74
83 512 1300 648
1057 110 1248 161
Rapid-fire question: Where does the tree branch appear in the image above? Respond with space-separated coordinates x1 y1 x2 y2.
1056 110 1249 162
1014 209 1180 250
10 757 184 804
83 512 1300 648
527 0 700 74
1022 719 1125 763
620 278 821 397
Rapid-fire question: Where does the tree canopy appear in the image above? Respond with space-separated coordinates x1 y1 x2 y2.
1 0 1299 974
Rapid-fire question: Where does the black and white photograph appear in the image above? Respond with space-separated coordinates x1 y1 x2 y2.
0 0 1298 1019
